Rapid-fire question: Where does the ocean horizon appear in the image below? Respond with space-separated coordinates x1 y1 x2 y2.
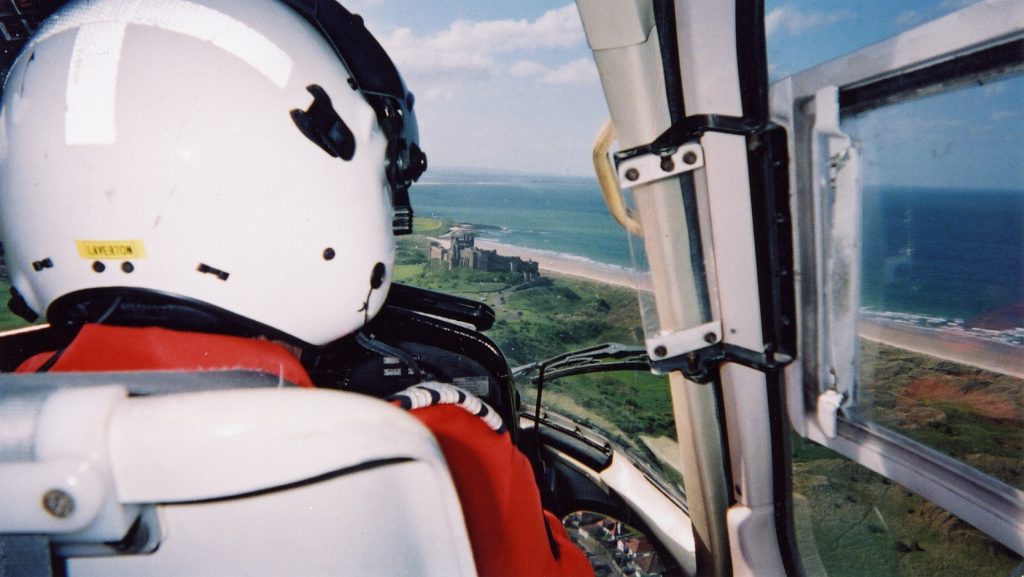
414 168 634 269
412 169 1023 340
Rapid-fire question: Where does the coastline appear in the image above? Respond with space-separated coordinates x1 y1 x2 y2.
470 238 645 290
439 236 1022 379
859 318 1023 379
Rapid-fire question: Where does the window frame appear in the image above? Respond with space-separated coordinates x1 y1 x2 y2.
770 0 1024 555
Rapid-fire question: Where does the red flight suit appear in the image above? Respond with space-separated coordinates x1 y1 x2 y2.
17 324 594 577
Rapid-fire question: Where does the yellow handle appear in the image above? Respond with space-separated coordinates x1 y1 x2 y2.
593 119 643 236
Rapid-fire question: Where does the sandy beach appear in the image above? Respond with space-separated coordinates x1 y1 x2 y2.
459 238 1022 379
471 239 646 290
860 318 1023 379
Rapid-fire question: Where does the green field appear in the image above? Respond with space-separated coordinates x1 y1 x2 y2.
0 279 31 332
857 339 1023 490
793 435 1021 577
791 341 1023 576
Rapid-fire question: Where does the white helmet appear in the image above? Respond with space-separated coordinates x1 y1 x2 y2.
0 0 426 345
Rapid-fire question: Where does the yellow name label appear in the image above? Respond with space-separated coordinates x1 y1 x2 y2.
76 240 147 260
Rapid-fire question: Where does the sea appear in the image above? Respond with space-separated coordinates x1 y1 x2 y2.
412 170 635 268
411 171 1024 342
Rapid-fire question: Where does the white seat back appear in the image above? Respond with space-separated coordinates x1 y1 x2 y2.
0 374 477 576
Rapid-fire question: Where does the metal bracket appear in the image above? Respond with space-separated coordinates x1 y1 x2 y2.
645 321 722 366
612 114 763 190
650 340 793 383
617 113 763 161
615 142 705 188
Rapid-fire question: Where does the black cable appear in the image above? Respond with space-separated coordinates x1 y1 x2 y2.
533 363 546 460
35 297 121 373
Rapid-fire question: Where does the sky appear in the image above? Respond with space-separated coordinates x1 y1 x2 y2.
343 0 1020 189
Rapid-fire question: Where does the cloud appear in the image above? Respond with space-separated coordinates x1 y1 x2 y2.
894 1 980 30
982 83 1008 97
510 58 598 85
509 60 549 78
380 4 584 74
765 5 856 37
420 85 458 103
939 0 980 10
894 10 924 29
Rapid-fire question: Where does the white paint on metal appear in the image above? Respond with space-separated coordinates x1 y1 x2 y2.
616 142 705 189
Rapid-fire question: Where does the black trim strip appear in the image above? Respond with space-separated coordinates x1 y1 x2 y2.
385 283 496 331
654 0 685 122
614 114 762 162
164 458 414 505
840 39 1024 116
736 0 770 124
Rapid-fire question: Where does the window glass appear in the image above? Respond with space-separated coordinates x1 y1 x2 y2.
847 74 1023 490
565 511 685 577
792 436 1021 577
393 169 684 570
519 370 681 486
392 169 673 455
791 65 1023 577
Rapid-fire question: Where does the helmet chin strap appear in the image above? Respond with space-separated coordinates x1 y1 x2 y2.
34 297 123 373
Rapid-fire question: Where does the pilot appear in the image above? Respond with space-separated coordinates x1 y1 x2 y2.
0 1 592 575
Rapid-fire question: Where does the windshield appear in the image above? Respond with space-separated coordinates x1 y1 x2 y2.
1 2 1019 576
350 1 667 467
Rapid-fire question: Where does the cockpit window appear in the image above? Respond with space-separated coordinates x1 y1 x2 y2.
772 2 1023 574
849 74 1023 490
392 185 673 476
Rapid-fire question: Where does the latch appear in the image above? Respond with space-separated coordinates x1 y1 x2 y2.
812 85 862 407
816 389 845 438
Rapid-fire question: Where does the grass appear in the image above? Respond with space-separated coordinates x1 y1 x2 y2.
792 341 1024 576
492 278 643 365
793 440 1021 577
544 371 675 440
0 279 33 332
857 339 1023 489
412 216 446 235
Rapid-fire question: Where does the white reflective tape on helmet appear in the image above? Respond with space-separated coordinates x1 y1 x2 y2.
38 0 294 145
36 0 292 87
132 0 293 88
66 21 125 145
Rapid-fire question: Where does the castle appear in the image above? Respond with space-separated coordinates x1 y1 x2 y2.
430 230 540 282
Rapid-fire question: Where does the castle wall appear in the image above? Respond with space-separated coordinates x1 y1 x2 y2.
429 231 540 282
